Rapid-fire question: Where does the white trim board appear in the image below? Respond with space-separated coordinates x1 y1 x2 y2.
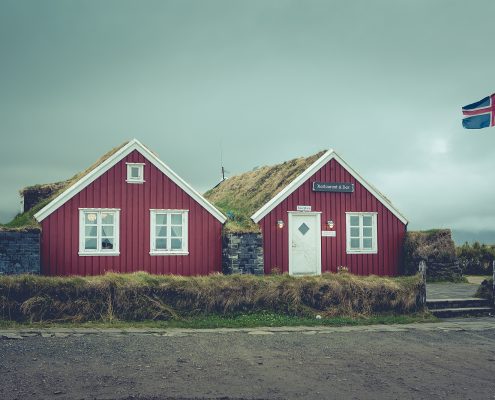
34 139 227 224
251 150 408 225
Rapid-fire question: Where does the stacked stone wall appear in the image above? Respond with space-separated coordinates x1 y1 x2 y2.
222 233 263 275
0 229 40 275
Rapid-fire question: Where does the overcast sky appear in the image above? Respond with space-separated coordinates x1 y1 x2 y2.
1 0 494 243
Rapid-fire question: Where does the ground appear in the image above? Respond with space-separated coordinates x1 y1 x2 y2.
427 280 481 299
1 318 495 400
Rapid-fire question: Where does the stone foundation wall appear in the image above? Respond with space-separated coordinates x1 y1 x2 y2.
0 229 40 275
222 233 264 275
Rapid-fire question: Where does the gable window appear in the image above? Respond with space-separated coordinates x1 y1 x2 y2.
150 210 188 255
126 163 145 183
79 209 120 255
346 212 377 254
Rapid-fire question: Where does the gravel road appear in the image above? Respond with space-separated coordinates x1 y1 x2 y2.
1 320 495 400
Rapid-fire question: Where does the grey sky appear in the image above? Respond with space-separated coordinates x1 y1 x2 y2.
1 0 494 243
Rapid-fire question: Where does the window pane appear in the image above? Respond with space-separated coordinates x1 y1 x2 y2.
155 214 167 225
171 226 182 238
363 216 373 227
156 238 167 250
171 238 182 250
85 226 97 237
350 227 360 237
363 238 372 249
350 215 359 226
363 227 372 237
101 213 114 224
131 166 140 178
171 214 182 225
85 238 97 250
101 238 114 250
156 226 167 237
85 213 97 224
350 238 360 249
101 226 114 237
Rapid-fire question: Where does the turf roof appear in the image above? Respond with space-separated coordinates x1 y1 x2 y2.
204 150 326 232
0 141 129 230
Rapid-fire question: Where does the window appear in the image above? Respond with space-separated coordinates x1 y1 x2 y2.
150 210 188 255
79 209 120 255
126 163 144 183
346 213 377 254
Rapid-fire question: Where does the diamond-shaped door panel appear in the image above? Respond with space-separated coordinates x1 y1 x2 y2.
298 222 310 235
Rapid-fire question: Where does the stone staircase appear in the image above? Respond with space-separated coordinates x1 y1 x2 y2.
427 298 494 318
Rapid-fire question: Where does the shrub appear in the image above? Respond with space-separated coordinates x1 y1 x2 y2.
457 242 495 275
0 272 424 323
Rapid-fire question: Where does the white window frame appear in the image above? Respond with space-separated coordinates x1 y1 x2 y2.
126 162 145 184
79 208 120 256
345 212 378 254
150 209 189 255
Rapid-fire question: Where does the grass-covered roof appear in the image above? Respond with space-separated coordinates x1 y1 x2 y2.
204 150 326 232
0 141 129 231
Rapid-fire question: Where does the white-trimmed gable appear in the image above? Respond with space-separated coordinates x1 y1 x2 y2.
250 150 408 225
34 139 227 224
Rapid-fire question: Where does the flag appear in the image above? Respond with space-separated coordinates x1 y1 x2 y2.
462 93 495 129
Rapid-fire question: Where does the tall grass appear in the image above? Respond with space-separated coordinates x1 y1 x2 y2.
0 272 423 323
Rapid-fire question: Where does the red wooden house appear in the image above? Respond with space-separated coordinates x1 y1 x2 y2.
34 139 226 276
250 150 408 276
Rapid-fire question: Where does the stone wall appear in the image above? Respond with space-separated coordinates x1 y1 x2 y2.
222 233 264 275
0 229 40 275
403 229 462 281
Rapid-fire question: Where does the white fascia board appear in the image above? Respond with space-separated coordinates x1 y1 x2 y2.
250 149 408 225
34 139 227 224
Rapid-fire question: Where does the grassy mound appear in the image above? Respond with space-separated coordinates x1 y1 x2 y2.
0 272 423 323
204 151 325 232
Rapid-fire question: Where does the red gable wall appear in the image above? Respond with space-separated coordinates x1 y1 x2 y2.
258 158 406 276
40 150 222 276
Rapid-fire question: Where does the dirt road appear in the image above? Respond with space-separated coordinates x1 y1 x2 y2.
1 319 495 400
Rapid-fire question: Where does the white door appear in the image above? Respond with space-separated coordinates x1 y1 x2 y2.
289 213 321 275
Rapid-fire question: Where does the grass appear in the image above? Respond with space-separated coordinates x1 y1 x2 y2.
0 311 436 330
0 272 424 323
204 150 325 232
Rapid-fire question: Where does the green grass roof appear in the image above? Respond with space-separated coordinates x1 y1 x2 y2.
204 150 326 232
0 141 129 230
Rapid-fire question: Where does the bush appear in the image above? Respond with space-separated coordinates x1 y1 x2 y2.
457 242 495 275
475 278 493 302
0 272 424 323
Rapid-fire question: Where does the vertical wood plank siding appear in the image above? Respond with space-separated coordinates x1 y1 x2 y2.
259 158 406 276
41 150 222 276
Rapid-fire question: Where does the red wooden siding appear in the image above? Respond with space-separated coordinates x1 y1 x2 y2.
40 150 222 276
258 158 406 276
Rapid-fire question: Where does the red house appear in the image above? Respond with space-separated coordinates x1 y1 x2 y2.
34 139 226 276
249 150 408 276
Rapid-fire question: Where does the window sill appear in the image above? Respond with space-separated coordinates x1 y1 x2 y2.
78 252 120 257
346 249 378 255
126 180 145 184
149 251 189 256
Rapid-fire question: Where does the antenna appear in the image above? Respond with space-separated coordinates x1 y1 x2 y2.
220 140 226 181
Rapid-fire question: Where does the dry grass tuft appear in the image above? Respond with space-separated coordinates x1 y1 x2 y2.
0 272 423 323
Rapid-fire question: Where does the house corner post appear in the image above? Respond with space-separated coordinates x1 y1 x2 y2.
419 260 427 309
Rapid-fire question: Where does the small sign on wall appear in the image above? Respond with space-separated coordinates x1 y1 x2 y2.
296 205 312 212
322 231 336 237
313 182 354 193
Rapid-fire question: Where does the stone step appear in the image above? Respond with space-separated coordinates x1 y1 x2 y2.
430 307 493 318
426 298 490 310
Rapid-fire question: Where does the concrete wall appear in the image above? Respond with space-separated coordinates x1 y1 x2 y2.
0 229 40 275
222 233 264 275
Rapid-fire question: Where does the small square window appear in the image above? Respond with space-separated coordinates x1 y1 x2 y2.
126 163 144 183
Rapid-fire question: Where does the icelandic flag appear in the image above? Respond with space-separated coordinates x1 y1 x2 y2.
462 93 495 129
